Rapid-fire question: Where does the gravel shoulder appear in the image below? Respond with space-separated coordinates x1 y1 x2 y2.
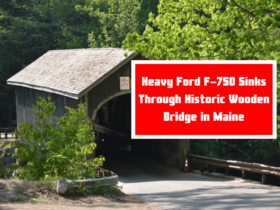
0 179 159 210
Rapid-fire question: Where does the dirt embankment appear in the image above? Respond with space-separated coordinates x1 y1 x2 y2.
0 179 160 210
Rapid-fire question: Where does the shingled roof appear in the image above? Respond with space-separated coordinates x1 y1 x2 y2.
7 48 136 99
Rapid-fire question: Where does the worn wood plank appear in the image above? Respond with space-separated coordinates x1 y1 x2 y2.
15 87 79 128
208 164 213 173
242 170 247 179
262 174 267 184
94 124 128 140
189 155 280 172
4 128 8 139
225 168 230 175
190 157 280 177
87 55 142 120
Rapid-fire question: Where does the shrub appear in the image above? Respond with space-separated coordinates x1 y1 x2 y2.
0 160 5 178
0 142 14 178
11 97 104 180
70 181 122 196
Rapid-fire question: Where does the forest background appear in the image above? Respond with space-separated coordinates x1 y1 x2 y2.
1 0 280 168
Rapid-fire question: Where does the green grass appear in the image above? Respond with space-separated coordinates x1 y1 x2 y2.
15 188 23 193
10 197 46 203
69 181 122 196
10 197 29 202
30 199 46 203
92 184 122 196
44 178 56 191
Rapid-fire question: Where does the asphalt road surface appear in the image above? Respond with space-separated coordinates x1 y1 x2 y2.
104 155 280 210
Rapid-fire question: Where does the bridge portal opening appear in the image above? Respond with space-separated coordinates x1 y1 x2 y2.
93 94 187 171
94 94 133 162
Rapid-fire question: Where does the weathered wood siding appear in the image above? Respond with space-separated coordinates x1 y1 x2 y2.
15 54 143 129
88 54 143 120
15 86 79 129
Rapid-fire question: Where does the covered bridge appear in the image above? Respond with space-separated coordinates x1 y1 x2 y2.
7 48 189 170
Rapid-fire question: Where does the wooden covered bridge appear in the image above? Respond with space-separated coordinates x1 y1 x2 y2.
7 48 189 170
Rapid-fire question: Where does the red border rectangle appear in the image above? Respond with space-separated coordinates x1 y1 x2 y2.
131 60 277 139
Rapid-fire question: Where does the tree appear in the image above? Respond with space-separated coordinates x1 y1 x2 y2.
0 0 100 126
123 0 280 61
85 0 159 48
0 0 159 127
12 98 104 180
123 0 280 150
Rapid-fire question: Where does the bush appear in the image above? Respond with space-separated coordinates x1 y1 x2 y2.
0 160 5 178
0 141 14 178
11 97 104 180
70 181 122 196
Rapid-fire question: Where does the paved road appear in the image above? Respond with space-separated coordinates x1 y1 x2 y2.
104 156 280 210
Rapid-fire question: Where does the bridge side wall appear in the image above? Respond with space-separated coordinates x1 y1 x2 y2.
87 54 142 121
86 55 188 170
15 86 79 130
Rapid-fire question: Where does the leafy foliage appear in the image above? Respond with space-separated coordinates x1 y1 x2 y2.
1 0 279 171
86 0 159 48
70 180 122 196
0 160 5 178
123 0 280 153
11 97 104 180
0 0 158 127
191 139 280 166
123 0 280 103
0 0 100 127
123 0 280 61
0 141 13 178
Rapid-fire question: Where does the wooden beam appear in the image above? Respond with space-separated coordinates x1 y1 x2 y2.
262 174 267 184
225 168 230 175
208 164 213 173
5 128 8 139
190 157 280 177
94 124 129 140
242 170 247 179
0 128 16 139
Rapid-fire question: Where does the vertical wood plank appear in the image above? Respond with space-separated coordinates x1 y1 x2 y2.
262 174 267 184
4 128 8 139
208 164 213 173
225 168 230 175
15 87 19 131
242 170 247 179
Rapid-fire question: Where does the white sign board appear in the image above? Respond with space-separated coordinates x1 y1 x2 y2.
120 77 130 90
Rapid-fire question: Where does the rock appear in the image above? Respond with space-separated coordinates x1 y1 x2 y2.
57 178 68 194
